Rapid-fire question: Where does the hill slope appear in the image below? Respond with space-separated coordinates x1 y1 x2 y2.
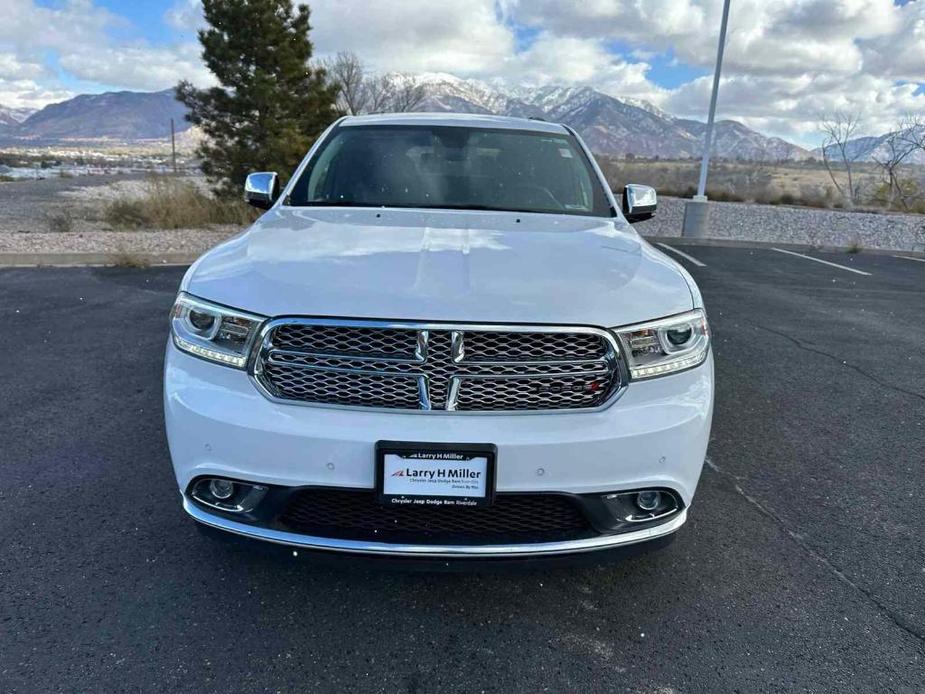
10 90 190 142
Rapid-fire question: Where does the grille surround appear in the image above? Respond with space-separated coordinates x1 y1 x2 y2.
251 318 626 413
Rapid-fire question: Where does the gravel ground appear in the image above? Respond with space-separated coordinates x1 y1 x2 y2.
641 196 925 252
2 175 925 256
0 173 148 235
0 228 239 254
0 173 240 256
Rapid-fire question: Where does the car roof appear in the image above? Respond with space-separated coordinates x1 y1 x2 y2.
340 112 570 135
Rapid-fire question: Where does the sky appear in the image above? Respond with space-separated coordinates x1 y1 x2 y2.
1 0 924 146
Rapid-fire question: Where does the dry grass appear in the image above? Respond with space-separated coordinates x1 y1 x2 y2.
598 156 925 213
110 250 151 268
104 176 257 230
45 210 75 233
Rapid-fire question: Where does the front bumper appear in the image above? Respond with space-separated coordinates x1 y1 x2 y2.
186 495 687 558
165 343 713 558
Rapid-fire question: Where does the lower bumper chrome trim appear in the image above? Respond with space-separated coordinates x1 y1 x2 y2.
183 497 687 558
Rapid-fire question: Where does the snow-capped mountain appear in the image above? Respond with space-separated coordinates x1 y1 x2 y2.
0 76 812 161
415 76 811 161
0 105 36 131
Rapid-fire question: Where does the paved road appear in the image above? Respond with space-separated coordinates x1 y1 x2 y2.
1 246 923 693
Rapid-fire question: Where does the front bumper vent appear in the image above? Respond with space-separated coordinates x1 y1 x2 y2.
277 489 595 545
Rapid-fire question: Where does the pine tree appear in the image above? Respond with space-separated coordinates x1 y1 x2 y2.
176 0 340 197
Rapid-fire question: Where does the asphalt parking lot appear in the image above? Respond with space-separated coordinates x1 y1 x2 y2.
1 244 923 693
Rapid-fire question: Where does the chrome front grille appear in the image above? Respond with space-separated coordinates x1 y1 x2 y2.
253 320 623 412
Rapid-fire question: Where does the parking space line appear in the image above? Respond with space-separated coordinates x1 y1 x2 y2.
892 255 925 264
657 243 707 267
771 248 872 276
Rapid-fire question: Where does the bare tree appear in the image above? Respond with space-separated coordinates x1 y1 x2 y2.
898 113 925 157
322 51 368 115
819 111 863 206
364 74 395 114
871 126 916 209
387 73 427 113
320 53 427 114
738 153 773 199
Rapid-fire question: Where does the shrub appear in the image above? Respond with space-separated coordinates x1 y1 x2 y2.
111 251 150 268
705 188 747 202
104 176 257 230
45 210 75 233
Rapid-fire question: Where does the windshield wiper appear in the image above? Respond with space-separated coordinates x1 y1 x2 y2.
295 200 388 208
295 201 549 214
410 203 543 214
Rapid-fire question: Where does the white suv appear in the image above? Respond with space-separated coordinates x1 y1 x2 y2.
164 113 713 564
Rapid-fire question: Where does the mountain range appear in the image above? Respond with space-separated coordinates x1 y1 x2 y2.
0 90 188 142
413 75 811 161
813 125 925 166
5 76 913 164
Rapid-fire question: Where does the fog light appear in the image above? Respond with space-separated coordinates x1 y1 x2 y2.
636 490 661 511
599 489 680 530
192 478 269 514
209 478 235 500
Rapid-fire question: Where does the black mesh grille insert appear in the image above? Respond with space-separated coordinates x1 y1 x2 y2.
255 322 621 412
277 489 595 545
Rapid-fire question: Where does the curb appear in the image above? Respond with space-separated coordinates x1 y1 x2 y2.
0 251 199 267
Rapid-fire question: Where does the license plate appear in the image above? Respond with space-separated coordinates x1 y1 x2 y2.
375 441 497 508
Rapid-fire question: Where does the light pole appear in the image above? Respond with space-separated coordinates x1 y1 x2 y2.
682 0 731 237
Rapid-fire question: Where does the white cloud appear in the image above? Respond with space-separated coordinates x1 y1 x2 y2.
308 0 514 75
860 1 925 82
0 0 922 144
59 43 212 92
500 34 663 99
666 72 925 144
199 0 655 102
308 3 668 105
0 78 73 110
505 0 901 76
164 0 202 32
504 0 925 139
0 53 45 81
0 0 209 107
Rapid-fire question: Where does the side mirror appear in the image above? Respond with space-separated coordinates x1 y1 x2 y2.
622 184 657 223
244 172 280 210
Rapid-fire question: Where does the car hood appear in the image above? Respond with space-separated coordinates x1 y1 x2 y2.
182 207 694 327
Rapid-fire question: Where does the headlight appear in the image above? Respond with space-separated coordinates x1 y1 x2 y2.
613 309 710 380
170 293 266 368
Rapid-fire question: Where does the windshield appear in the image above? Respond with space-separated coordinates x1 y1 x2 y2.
288 124 613 217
